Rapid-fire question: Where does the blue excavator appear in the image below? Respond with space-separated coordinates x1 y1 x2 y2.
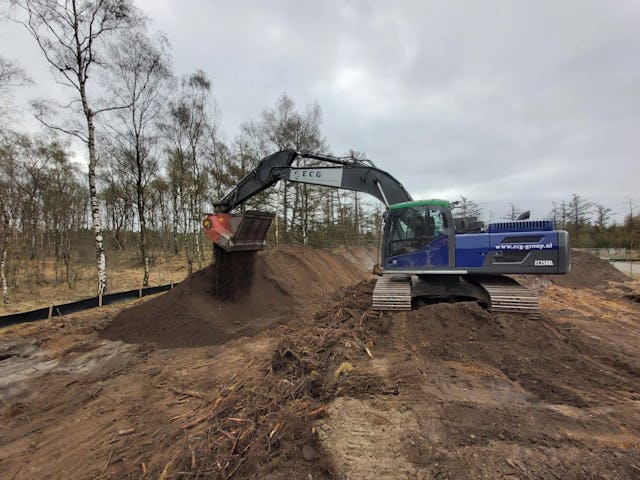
202 150 570 315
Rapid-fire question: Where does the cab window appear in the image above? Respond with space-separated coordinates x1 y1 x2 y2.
389 205 441 256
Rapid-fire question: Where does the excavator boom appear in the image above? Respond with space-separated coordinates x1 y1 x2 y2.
203 149 411 251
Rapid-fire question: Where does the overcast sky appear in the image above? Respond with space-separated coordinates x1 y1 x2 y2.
2 0 639 221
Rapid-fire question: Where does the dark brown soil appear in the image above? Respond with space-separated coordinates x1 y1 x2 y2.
2 246 640 479
515 249 631 295
101 245 372 349
551 249 630 288
212 245 257 301
101 255 291 348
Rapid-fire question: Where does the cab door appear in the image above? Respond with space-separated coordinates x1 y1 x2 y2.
425 206 453 268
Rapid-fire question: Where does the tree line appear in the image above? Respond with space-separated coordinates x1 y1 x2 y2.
455 194 639 250
0 0 383 303
1 1 638 305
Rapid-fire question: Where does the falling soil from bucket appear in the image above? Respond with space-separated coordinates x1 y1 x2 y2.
212 244 257 301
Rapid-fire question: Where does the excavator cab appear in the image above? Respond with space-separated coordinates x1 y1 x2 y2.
383 200 455 270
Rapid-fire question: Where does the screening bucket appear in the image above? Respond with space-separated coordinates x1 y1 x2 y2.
202 211 274 252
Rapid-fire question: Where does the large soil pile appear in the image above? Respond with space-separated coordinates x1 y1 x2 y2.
2 245 640 479
101 245 375 348
153 273 640 479
313 283 640 479
516 249 630 292
551 249 630 288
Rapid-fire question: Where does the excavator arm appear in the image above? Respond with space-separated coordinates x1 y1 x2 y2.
204 150 411 251
214 149 411 212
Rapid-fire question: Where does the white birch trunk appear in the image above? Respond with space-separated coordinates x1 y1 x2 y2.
85 107 108 295
1 247 8 304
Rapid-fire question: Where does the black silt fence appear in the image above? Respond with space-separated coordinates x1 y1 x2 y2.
0 282 178 329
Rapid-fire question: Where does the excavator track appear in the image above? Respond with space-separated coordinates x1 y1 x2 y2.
372 274 539 316
372 275 412 310
474 276 540 318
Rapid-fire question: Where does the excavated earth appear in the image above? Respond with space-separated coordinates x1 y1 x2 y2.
1 246 640 479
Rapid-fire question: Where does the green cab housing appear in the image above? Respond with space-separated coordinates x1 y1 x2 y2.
389 199 451 210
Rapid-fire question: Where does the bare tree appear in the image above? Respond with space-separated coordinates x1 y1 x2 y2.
505 203 522 221
0 55 32 123
550 200 570 230
104 29 172 286
1 133 84 302
204 138 234 204
625 198 639 250
568 193 593 236
452 195 482 220
0 56 28 94
0 56 31 303
100 162 134 249
593 203 613 232
13 0 139 295
160 70 216 273
0 135 21 303
235 93 327 243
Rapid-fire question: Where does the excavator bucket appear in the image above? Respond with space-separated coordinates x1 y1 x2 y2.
202 211 274 252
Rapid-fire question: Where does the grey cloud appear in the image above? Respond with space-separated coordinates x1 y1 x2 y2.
4 0 640 220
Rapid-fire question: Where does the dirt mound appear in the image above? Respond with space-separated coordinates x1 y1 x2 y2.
263 245 375 300
516 249 631 292
2 244 640 479
308 283 640 479
101 256 290 348
101 245 375 348
163 278 640 479
551 249 630 288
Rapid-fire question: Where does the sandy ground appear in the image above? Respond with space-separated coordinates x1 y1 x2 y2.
1 247 639 479
0 251 194 315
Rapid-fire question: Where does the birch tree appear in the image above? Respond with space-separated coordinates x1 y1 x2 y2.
0 57 30 303
160 70 216 273
104 29 171 286
0 55 32 124
0 136 21 304
14 0 138 295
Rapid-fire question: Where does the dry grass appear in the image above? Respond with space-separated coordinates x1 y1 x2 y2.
1 250 208 315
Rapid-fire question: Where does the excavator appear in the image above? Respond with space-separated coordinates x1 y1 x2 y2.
202 150 570 315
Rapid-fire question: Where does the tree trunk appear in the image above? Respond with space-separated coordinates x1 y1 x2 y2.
274 185 281 244
192 196 203 270
138 200 150 287
194 222 203 270
337 191 347 245
159 193 169 255
301 184 309 245
282 182 289 243
183 204 193 275
135 146 150 288
172 192 179 255
354 191 360 245
85 107 108 295
289 184 299 242
62 231 73 288
1 246 8 304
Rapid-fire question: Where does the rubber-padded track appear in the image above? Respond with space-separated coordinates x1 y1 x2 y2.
372 275 411 310
475 277 539 318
